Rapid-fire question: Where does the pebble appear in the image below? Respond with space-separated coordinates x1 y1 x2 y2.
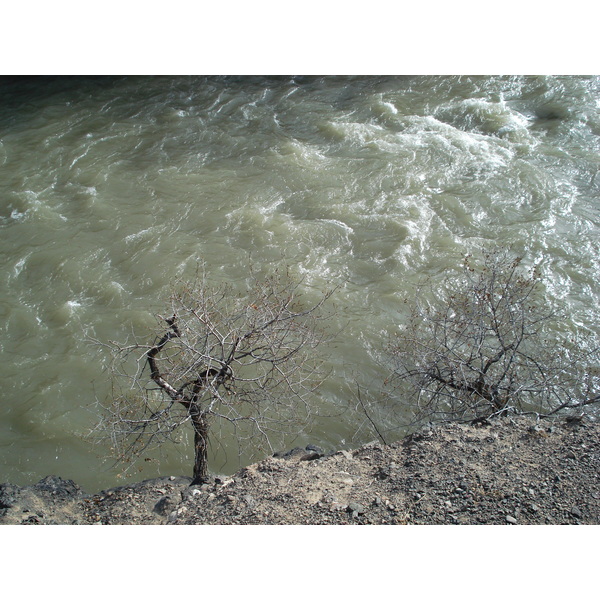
347 502 365 517
167 510 178 523
506 515 517 524
571 506 583 519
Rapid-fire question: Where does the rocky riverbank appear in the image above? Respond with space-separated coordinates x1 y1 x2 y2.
1 414 598 525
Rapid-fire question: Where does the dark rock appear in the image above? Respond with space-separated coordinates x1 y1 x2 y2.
273 447 306 459
22 515 42 525
571 506 583 519
274 445 325 461
376 466 391 480
300 452 322 462
33 476 83 499
0 483 20 510
305 445 324 454
154 495 176 516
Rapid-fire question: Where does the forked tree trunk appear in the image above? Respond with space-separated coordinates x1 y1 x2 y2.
191 411 210 485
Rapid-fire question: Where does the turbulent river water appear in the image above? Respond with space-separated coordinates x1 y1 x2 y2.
1 75 599 492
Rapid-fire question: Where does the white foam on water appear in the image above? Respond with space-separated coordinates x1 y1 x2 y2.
13 255 28 277
124 227 155 244
317 218 354 235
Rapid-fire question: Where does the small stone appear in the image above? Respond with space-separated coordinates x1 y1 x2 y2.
305 444 324 454
347 502 365 515
376 467 391 480
167 510 178 523
506 515 517 524
341 450 353 460
571 507 583 519
530 504 539 512
153 495 175 516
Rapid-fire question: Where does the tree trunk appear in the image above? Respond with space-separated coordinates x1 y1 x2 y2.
191 411 210 485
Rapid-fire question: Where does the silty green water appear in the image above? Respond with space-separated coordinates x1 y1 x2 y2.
1 76 598 492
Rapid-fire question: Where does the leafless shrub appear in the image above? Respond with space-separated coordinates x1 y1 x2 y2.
383 249 599 429
93 269 334 484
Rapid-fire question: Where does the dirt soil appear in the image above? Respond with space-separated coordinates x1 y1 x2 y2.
1 414 599 525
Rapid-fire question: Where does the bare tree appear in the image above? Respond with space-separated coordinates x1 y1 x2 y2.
94 270 333 484
384 249 599 429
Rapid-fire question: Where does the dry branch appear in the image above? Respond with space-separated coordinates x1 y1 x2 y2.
382 249 599 429
94 270 334 483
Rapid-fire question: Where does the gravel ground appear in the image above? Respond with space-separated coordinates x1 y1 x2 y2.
1 414 598 525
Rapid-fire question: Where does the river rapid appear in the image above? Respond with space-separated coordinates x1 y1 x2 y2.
1 76 598 492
